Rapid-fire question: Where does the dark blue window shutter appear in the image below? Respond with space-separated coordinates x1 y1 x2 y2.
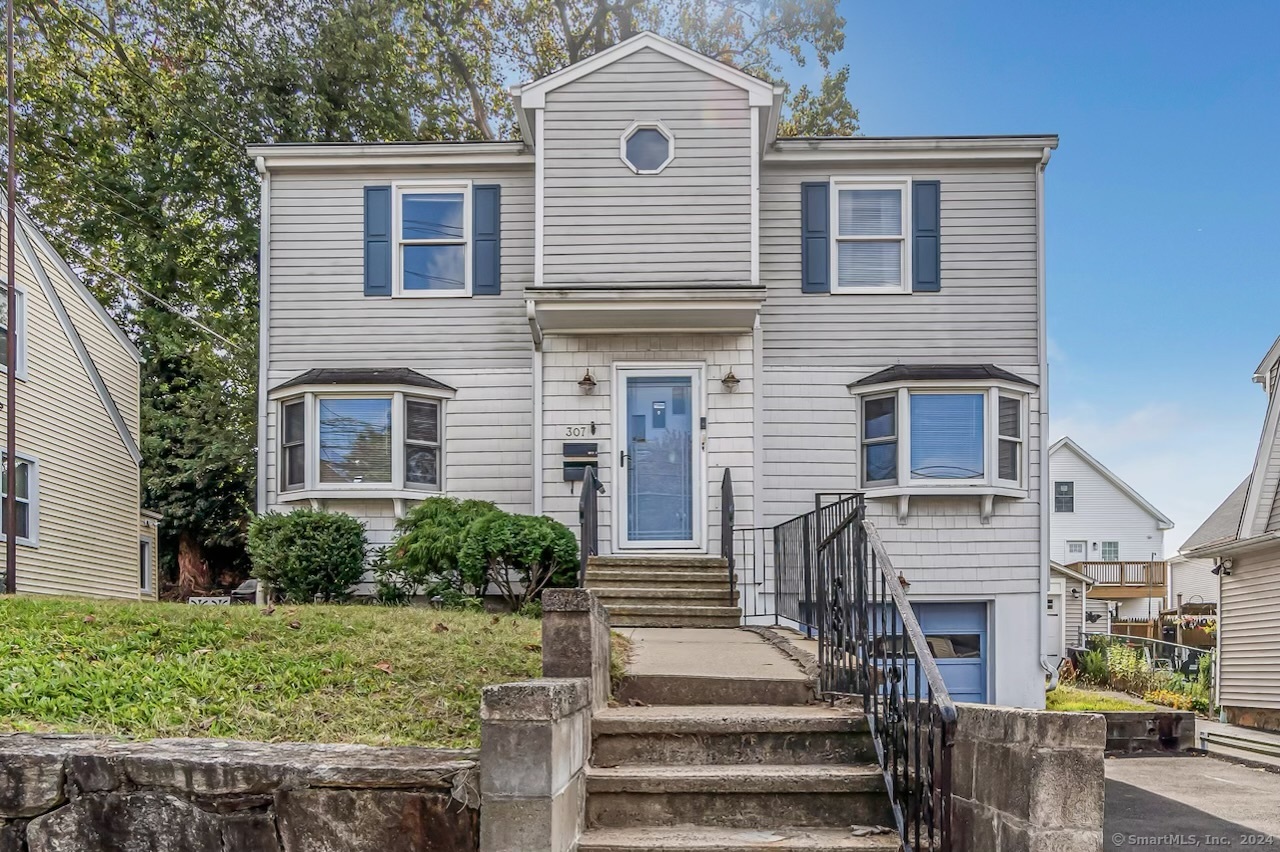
473 184 501 295
800 181 830 293
912 180 941 292
363 186 392 296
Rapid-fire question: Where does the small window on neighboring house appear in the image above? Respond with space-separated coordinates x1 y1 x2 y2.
620 122 674 174
833 181 908 292
139 538 153 593
862 394 898 485
1054 482 1074 513
281 400 306 491
0 287 25 377
1101 541 1119 562
319 398 393 484
397 187 468 294
0 455 35 543
405 399 441 490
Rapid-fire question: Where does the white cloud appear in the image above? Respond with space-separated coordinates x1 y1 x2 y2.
1051 400 1260 555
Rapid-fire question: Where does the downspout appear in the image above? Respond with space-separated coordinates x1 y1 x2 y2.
528 301 544 515
255 155 270 606
1037 145 1058 690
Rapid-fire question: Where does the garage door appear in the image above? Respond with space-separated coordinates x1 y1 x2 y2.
912 602 988 704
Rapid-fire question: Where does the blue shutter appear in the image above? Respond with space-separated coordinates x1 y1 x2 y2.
473 184 501 295
800 182 830 293
363 186 392 296
912 180 941 293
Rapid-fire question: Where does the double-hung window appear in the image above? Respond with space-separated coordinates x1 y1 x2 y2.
0 454 36 544
0 286 26 378
1101 541 1120 562
832 179 909 292
858 388 1027 491
278 392 446 494
395 183 470 296
1054 482 1075 513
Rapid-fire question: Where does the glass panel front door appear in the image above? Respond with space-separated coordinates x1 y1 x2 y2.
624 374 695 545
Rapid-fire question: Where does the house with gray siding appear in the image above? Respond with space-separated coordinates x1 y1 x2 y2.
250 33 1057 708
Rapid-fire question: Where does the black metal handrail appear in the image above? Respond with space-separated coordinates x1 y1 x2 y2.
578 466 602 586
811 495 956 852
720 469 736 603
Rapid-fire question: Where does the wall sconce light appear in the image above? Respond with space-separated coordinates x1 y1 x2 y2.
578 371 597 395
720 370 740 392
1070 587 1081 599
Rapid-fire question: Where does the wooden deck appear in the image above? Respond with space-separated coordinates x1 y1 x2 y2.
1069 561 1167 600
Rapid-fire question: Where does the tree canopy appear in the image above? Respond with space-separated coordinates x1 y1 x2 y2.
10 0 858 592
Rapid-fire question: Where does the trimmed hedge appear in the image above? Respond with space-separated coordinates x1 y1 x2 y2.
248 509 367 602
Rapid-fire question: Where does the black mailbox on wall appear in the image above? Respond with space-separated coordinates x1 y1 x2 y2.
563 443 599 482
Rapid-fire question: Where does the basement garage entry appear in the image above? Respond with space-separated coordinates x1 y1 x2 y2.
912 602 989 704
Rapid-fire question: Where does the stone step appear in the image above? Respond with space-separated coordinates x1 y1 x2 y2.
578 827 900 851
589 555 729 571
605 604 742 618
592 588 739 608
586 571 732 589
585 764 892 829
609 614 742 629
616 674 815 707
592 705 873 767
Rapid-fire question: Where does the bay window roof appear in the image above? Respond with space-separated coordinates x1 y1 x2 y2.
275 367 455 393
848 364 1036 390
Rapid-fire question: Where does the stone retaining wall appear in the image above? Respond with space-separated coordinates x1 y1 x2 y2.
0 735 479 852
1099 710 1196 753
951 704 1105 852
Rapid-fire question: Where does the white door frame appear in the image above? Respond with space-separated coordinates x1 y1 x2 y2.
1047 577 1066 663
1065 540 1087 564
612 362 706 552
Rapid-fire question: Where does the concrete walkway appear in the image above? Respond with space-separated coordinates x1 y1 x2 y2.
1196 718 1280 770
613 628 815 705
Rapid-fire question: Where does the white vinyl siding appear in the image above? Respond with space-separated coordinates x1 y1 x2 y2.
1219 549 1280 710
540 47 753 286
1166 556 1218 607
1047 443 1165 565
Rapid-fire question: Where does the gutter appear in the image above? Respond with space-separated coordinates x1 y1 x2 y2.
255 156 270 518
1036 144 1058 690
1185 531 1280 559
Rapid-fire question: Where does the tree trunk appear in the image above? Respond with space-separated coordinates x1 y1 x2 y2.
177 530 210 597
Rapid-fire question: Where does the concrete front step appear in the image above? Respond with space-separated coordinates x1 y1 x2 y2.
592 705 874 767
605 604 742 629
577 827 900 851
586 571 732 589
616 674 815 707
585 764 892 829
592 588 739 608
589 555 729 571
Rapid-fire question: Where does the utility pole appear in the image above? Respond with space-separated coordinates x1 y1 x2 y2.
5 0 17 595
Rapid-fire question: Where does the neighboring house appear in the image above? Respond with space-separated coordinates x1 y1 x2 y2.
1184 338 1280 732
0 198 150 599
1047 561 1095 664
250 33 1056 707
1049 436 1173 620
1165 554 1217 610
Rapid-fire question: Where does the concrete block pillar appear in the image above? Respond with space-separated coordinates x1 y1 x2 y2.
542 588 612 710
479 678 591 852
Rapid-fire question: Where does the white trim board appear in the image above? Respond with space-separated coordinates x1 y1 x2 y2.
1048 437 1173 529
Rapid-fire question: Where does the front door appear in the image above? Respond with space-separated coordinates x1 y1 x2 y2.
616 367 702 549
1065 540 1087 564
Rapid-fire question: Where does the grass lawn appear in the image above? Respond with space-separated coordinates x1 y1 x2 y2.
0 597 545 748
1046 684 1154 712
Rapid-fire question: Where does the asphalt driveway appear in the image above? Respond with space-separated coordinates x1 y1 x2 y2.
1106 755 1280 850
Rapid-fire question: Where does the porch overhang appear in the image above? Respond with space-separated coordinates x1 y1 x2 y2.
526 287 766 336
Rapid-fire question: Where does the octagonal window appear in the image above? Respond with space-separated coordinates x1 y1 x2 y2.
621 122 674 174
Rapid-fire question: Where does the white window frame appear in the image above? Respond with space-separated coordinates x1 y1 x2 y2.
1054 481 1075 513
139 536 154 594
280 398 307 492
830 176 912 294
0 451 38 547
855 383 1030 496
619 119 675 175
403 397 443 492
1101 541 1120 562
392 180 472 299
995 394 1025 487
272 386 450 500
0 283 28 380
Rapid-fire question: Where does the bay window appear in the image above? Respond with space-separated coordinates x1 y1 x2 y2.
857 386 1028 492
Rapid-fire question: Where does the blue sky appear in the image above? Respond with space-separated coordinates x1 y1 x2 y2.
818 0 1280 551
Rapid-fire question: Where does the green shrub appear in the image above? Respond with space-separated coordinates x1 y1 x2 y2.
458 512 578 610
248 509 367 603
375 497 502 603
1078 647 1109 685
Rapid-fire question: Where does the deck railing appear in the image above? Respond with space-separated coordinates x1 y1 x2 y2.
1071 560 1167 588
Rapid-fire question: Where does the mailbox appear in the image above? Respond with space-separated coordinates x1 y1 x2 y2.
563 442 599 482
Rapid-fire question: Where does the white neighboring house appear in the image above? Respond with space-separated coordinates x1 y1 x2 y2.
1165 554 1217 610
1049 437 1173 620
251 32 1057 708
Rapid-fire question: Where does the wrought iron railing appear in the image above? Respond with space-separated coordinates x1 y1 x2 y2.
809 494 956 852
578 466 602 586
720 469 736 603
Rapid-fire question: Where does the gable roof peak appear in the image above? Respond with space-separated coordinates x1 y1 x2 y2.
512 31 780 110
1049 436 1174 529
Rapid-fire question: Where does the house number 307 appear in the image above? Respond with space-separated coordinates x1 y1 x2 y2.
566 426 591 437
